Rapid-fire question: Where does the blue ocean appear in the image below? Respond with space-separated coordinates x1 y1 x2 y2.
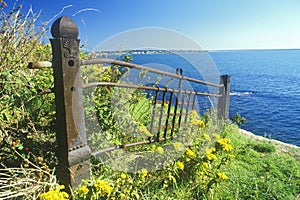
130 50 300 146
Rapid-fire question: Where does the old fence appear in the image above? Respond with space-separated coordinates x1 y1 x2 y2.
29 16 230 189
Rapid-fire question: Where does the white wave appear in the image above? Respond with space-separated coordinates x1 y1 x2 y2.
230 91 253 96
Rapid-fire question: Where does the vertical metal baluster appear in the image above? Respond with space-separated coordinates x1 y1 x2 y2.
157 88 166 140
170 68 183 137
149 87 159 134
164 90 174 139
184 92 192 123
191 93 197 111
177 90 186 130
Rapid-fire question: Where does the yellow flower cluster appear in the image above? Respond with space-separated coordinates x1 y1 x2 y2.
37 45 45 52
191 119 205 128
94 180 113 195
78 185 89 195
217 172 228 180
120 173 127 179
139 168 148 180
176 161 184 170
40 185 69 200
185 148 196 158
206 147 217 160
156 146 164 155
217 138 234 151
202 162 209 169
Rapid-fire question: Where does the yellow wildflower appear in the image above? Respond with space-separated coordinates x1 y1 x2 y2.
206 153 217 160
94 180 113 195
139 168 148 180
78 185 89 195
217 138 234 151
40 185 69 200
203 133 211 141
206 148 217 160
202 162 209 169
120 173 127 179
176 161 184 170
186 148 196 158
206 147 216 154
156 146 164 155
190 117 205 128
217 172 228 180
197 120 205 128
37 45 45 51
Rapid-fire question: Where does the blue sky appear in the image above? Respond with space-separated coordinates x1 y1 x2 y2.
8 0 300 50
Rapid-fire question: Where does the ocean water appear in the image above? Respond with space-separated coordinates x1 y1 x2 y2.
131 50 300 146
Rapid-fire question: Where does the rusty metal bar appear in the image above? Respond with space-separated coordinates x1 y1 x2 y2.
37 88 54 94
191 93 197 111
91 136 174 157
27 61 52 69
169 69 183 137
170 93 179 137
156 89 166 140
177 91 186 129
81 58 223 88
83 82 222 97
149 88 159 133
175 68 184 131
164 90 174 138
184 93 192 123
156 100 171 105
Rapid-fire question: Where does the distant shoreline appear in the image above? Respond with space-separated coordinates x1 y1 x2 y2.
91 48 300 56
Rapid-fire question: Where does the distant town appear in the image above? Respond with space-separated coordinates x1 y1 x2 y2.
91 49 208 57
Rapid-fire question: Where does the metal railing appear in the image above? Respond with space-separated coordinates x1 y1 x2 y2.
28 16 230 192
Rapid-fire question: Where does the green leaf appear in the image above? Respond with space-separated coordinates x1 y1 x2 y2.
16 143 24 151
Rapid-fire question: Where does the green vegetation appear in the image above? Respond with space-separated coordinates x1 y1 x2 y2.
0 2 299 200
0 1 56 169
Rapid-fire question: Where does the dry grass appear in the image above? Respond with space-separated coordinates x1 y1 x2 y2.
0 151 57 200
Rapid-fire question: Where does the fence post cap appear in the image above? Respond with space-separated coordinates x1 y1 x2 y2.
51 16 78 39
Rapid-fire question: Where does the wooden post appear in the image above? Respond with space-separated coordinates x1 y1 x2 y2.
50 16 91 191
218 75 230 120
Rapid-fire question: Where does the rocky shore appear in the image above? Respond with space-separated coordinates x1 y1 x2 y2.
239 129 300 161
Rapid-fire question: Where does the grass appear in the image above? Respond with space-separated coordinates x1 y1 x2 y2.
69 123 300 200
3 118 298 199
213 125 300 199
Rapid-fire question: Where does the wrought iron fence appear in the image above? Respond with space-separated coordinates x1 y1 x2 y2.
28 16 230 192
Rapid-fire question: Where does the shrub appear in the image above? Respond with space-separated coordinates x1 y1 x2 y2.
0 1 56 168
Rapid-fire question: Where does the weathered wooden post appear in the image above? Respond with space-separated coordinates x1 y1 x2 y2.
50 16 91 191
218 75 230 120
